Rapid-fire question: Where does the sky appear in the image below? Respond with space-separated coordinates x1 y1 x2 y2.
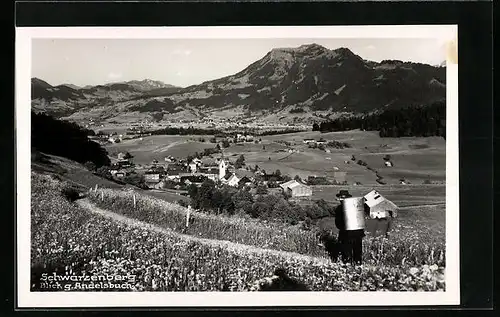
32 38 448 88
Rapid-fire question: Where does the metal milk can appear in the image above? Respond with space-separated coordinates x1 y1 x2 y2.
342 197 366 230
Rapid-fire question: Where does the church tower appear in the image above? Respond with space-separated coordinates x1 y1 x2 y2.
219 158 227 180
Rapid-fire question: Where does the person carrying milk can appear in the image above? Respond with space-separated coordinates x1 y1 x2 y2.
334 190 369 264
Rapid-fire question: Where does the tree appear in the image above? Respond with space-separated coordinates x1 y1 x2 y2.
222 140 230 148
197 179 216 210
124 152 133 160
267 180 279 188
312 123 320 131
187 184 200 208
235 154 245 168
294 175 302 182
123 172 146 188
256 184 269 195
95 166 111 179
274 169 282 177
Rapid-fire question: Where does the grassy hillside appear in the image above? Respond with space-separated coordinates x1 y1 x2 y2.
31 171 446 291
31 152 122 191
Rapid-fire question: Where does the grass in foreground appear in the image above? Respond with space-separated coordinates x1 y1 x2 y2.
31 172 445 291
86 187 445 268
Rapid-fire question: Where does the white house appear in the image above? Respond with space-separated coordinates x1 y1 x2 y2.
364 190 398 219
385 161 393 167
144 173 160 182
280 180 312 197
188 162 198 173
303 139 315 144
226 174 241 187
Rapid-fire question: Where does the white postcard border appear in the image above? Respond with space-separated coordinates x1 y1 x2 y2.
16 25 459 308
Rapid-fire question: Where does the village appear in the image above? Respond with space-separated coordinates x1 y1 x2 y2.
94 126 403 215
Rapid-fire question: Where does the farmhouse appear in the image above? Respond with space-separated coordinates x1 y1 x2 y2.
108 136 122 143
116 159 132 168
145 179 165 190
303 139 315 144
180 175 205 186
385 161 393 167
114 171 127 178
316 140 327 145
197 159 228 181
198 166 219 181
280 180 312 197
238 176 253 187
188 162 198 173
166 164 187 181
363 190 398 219
144 172 160 183
223 174 241 187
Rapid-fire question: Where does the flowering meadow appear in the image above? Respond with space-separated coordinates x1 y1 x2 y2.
31 172 446 291
87 187 445 267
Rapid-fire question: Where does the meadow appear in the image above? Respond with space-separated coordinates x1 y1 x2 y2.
312 184 446 207
105 135 216 164
31 172 446 292
106 129 446 186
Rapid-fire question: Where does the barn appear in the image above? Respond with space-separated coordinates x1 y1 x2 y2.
280 180 312 197
363 190 398 218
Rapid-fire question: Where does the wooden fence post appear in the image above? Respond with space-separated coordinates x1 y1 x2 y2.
133 194 136 209
101 190 104 201
95 184 98 192
186 205 191 228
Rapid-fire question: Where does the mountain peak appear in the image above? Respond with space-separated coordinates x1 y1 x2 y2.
297 43 328 51
32 77 53 88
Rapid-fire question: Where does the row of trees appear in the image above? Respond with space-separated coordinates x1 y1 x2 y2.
148 126 303 138
314 100 446 138
187 179 337 225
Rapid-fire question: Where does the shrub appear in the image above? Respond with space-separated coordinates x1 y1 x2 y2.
61 186 81 202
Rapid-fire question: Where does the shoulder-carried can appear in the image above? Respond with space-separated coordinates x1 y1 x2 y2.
342 197 365 230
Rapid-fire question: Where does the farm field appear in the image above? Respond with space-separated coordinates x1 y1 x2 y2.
31 171 446 291
105 135 216 165
108 129 445 187
312 184 446 207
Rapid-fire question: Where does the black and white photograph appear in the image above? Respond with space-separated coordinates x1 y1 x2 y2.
16 25 459 307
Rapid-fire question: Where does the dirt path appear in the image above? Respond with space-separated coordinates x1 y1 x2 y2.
76 199 331 265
